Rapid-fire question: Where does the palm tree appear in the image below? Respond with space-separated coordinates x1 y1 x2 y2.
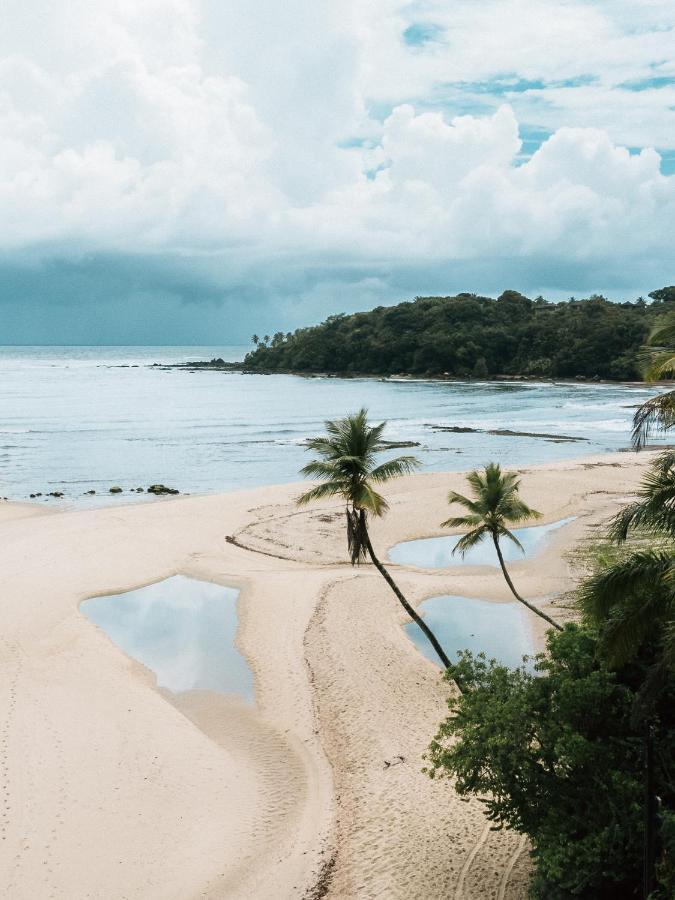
633 310 675 448
579 450 675 681
298 408 451 669
441 463 562 631
576 451 675 896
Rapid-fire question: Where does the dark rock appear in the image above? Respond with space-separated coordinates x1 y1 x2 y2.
48 491 64 498
379 439 421 448
427 425 479 433
85 490 96 495
109 486 123 494
147 484 179 495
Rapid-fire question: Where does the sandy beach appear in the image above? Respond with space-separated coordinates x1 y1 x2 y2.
0 451 654 899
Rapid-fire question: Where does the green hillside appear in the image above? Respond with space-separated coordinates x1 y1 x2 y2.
245 288 674 380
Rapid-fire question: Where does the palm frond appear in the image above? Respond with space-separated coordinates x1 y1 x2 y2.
354 481 389 517
446 491 481 515
453 525 490 556
602 607 655 669
496 524 525 554
495 494 541 524
578 546 675 670
297 481 349 506
440 513 485 529
465 469 489 496
640 313 675 381
444 464 539 532
632 390 675 449
643 351 675 382
608 451 675 541
578 548 673 625
370 455 420 482
299 460 347 480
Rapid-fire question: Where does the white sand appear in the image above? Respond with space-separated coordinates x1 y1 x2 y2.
0 451 652 898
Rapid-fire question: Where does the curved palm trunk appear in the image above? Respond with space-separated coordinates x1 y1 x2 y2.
362 526 452 670
491 534 563 631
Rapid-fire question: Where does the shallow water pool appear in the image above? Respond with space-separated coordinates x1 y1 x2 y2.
81 575 254 701
389 516 575 569
406 594 536 670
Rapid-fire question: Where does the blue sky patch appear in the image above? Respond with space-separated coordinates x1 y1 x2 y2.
619 75 675 91
403 22 444 47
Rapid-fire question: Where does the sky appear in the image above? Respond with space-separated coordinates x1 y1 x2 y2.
0 0 674 344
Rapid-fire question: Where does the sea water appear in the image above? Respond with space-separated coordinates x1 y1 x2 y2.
81 576 254 701
389 516 576 568
0 345 662 504
405 595 536 670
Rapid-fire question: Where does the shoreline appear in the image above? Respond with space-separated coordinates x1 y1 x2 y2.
154 358 668 389
0 450 658 898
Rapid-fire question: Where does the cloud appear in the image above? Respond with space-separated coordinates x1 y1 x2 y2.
0 0 673 341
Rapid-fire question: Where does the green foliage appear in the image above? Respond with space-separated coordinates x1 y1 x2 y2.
441 463 541 555
632 307 675 446
427 626 675 898
441 464 562 630
649 287 675 304
430 449 675 897
297 407 419 562
243 291 660 380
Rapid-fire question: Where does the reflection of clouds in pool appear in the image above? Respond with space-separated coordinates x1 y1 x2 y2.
82 576 254 700
405 595 536 671
389 517 576 569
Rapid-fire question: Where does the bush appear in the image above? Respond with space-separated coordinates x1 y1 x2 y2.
427 625 674 898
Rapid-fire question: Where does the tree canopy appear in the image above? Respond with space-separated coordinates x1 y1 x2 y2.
427 625 675 898
243 290 669 380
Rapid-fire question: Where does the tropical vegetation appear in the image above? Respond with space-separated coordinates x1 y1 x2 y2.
426 624 674 898
297 408 451 668
632 305 675 448
441 463 562 631
428 449 675 897
294 297 675 895
245 288 674 380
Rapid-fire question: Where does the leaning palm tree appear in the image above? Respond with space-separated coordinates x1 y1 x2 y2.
441 462 562 631
298 408 451 669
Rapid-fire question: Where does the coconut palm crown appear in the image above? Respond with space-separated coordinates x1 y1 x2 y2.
442 462 562 631
298 407 419 564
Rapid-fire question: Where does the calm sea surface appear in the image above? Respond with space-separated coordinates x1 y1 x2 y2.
0 345 661 504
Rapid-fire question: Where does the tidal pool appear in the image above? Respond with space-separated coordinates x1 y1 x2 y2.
81 575 254 701
389 516 575 569
406 595 536 670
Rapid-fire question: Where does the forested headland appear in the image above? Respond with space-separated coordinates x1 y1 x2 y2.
244 287 675 380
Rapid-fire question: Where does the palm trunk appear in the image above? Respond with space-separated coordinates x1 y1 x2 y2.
491 534 563 631
362 527 452 670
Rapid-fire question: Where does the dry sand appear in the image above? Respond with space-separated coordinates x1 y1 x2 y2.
0 451 652 898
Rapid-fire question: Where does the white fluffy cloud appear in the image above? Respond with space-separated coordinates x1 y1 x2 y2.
0 0 673 289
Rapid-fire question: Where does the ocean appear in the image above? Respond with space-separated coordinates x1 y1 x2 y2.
0 345 661 505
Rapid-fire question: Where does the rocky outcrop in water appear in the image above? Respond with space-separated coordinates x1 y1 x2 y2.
147 484 180 495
